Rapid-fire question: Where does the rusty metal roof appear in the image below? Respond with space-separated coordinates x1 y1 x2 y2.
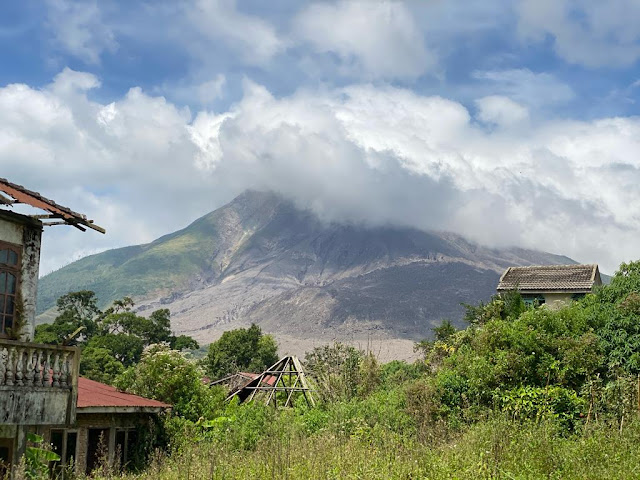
78 377 170 410
497 264 601 293
209 372 277 388
0 178 105 233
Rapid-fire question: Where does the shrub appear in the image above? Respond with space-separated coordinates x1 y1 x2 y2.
499 385 586 430
115 344 225 422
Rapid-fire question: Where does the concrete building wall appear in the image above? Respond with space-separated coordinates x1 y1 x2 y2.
0 388 72 425
0 220 22 245
0 212 42 341
39 411 159 474
542 293 574 310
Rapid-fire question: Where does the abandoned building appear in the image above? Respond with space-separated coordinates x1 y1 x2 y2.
209 371 277 395
37 376 169 474
0 178 104 472
497 264 602 309
227 356 315 407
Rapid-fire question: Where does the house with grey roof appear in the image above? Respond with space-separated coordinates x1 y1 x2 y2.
496 264 602 309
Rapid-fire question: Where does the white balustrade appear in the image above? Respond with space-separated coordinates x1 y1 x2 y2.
0 340 77 388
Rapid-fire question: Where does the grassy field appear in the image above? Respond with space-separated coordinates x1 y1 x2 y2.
97 416 640 480
59 262 640 479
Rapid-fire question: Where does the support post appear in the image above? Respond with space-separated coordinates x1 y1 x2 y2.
107 427 116 467
12 426 27 471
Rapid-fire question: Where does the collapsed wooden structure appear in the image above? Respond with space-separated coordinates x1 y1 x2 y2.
227 356 315 407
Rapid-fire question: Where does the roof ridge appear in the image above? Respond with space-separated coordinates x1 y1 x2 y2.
511 264 590 269
497 264 600 293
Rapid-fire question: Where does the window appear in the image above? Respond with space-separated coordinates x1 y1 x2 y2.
0 438 12 477
116 428 138 470
86 428 108 474
50 429 78 477
0 241 21 337
522 294 545 308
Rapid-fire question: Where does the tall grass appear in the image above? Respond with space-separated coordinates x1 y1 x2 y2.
97 416 640 480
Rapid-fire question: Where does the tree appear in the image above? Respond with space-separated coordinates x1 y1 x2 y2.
34 290 101 345
462 290 526 326
205 324 278 380
304 342 364 402
172 335 200 351
86 333 145 367
115 345 223 422
587 260 640 375
414 319 458 363
56 290 101 335
433 319 457 342
603 261 640 304
35 291 200 384
80 346 125 384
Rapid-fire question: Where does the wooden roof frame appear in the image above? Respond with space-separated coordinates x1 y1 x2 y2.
226 356 315 408
0 178 105 233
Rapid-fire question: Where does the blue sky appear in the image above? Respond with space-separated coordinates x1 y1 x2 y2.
3 1 638 118
1 0 640 274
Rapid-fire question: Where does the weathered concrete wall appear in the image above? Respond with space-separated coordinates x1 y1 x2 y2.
40 412 156 474
0 212 42 341
542 292 573 310
0 220 22 245
0 425 16 437
0 387 71 425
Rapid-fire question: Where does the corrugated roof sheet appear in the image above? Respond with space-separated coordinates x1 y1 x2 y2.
0 177 105 233
239 372 277 386
77 377 170 409
497 264 600 292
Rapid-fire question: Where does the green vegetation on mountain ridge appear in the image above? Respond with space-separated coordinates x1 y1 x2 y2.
37 191 288 314
37 212 228 313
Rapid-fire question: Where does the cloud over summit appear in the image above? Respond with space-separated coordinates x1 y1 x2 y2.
1 69 639 274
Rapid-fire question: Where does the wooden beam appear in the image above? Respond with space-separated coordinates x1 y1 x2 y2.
0 192 14 205
0 179 105 233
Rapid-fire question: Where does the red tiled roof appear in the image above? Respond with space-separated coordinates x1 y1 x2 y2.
77 377 170 409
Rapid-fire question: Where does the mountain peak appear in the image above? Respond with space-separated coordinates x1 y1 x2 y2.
37 190 577 359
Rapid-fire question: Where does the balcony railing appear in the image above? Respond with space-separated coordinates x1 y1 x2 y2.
0 339 79 426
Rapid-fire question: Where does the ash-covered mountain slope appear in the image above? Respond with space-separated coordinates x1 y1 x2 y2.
38 191 575 357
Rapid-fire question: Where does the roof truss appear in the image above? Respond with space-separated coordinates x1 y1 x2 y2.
226 356 315 408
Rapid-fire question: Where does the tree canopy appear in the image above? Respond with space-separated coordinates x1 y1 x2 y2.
205 324 278 380
115 344 223 422
35 291 199 384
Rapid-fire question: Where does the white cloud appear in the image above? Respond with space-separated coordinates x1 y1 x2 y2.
294 0 435 79
156 75 227 107
45 0 117 64
187 0 285 66
192 82 640 273
517 0 640 67
475 96 529 128
1 70 640 275
196 76 227 104
473 69 575 108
